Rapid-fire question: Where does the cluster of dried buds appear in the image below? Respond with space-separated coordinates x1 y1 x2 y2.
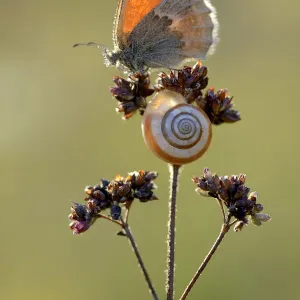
157 62 240 125
192 168 271 231
69 170 158 234
110 61 241 126
197 88 241 124
156 61 208 104
110 73 154 119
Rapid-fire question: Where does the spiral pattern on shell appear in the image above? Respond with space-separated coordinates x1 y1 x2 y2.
142 90 212 165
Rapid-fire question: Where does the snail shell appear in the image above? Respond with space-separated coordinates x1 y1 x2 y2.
142 90 212 165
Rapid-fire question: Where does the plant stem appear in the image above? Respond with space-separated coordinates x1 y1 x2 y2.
179 223 230 300
229 219 239 227
216 198 226 224
98 214 122 227
120 217 159 300
166 164 181 300
124 201 132 224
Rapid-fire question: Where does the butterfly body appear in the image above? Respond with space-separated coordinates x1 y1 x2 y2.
104 11 183 73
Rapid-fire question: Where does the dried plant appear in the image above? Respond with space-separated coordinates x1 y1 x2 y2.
68 62 271 300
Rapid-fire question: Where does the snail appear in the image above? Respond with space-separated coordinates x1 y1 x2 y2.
142 90 212 165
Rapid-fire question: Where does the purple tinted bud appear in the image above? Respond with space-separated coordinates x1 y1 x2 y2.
70 220 90 235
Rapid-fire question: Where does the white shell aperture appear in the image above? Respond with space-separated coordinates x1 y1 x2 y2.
142 90 212 165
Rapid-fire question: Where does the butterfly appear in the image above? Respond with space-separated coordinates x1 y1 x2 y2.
74 0 219 74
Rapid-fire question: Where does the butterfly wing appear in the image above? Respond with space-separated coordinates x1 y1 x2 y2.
127 0 219 68
113 0 163 49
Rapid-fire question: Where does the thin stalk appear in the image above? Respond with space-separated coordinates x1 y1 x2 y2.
124 201 132 224
120 217 159 300
229 219 239 227
97 214 122 227
179 223 230 300
216 198 226 224
166 164 181 300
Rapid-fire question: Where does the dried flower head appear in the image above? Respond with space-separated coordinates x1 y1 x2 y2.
192 168 271 230
68 202 97 235
68 170 158 234
155 62 241 126
110 73 154 119
192 168 220 197
84 179 111 211
196 88 241 125
107 174 133 203
156 61 208 104
128 170 158 202
109 62 241 128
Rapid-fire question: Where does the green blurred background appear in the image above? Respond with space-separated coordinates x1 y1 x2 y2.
1 0 298 299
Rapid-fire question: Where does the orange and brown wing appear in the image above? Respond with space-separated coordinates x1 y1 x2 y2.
123 0 219 69
113 0 163 48
167 0 219 60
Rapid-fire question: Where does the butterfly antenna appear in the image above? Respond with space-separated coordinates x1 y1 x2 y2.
73 42 106 49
